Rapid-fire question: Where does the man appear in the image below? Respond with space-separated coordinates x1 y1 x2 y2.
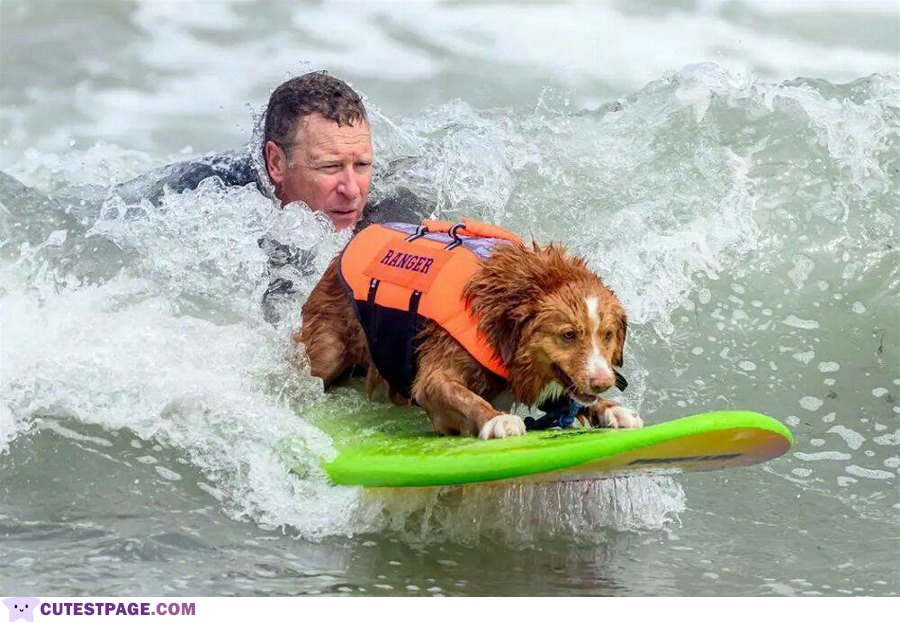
262 72 372 230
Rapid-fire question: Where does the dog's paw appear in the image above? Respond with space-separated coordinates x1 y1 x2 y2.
598 405 643 429
479 414 527 440
580 402 643 429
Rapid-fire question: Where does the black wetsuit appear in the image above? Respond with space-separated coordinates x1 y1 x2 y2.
110 148 428 322
110 146 427 227
111 148 262 207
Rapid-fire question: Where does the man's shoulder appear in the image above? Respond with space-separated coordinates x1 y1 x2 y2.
358 186 428 230
113 148 261 205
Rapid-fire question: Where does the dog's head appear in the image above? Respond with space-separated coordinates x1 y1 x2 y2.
466 242 627 406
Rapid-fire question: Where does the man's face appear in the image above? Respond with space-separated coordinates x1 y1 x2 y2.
265 113 373 230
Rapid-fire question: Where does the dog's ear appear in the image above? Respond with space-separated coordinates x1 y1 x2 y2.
493 306 533 365
612 312 627 367
465 242 543 366
494 320 518 366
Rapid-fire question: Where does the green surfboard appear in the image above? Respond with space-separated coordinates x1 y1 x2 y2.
281 403 793 488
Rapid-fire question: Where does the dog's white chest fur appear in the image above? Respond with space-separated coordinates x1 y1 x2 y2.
536 381 566 405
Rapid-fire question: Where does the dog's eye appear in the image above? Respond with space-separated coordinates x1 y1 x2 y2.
603 331 614 343
560 330 577 343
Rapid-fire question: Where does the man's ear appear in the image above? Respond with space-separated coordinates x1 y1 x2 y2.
265 140 287 187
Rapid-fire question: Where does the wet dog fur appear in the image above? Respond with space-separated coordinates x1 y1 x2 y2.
298 241 642 439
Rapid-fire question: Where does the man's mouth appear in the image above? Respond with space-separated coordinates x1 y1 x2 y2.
330 208 358 217
327 206 362 228
551 365 600 406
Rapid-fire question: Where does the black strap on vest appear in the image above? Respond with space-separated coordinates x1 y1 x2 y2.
366 277 380 351
403 290 422 387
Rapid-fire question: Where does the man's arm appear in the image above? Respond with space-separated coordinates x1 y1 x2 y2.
356 186 429 230
111 148 261 206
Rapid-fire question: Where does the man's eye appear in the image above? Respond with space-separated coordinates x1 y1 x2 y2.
318 164 341 172
356 161 372 169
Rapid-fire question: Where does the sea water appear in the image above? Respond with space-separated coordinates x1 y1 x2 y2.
0 0 898 596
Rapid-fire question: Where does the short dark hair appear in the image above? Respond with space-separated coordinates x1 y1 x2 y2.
263 71 368 151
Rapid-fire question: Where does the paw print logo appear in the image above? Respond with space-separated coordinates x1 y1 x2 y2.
3 598 39 622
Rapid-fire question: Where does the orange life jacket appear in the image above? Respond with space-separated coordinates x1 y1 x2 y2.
337 219 523 397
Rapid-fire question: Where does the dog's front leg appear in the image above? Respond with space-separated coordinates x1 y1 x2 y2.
413 373 526 440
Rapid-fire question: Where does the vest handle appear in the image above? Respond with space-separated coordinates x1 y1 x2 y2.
420 218 524 244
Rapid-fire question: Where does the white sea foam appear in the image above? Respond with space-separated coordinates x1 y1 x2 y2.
369 1 898 92
788 255 815 289
793 351 816 365
800 397 824 412
784 315 821 330
795 451 851 461
359 475 686 546
873 431 900 446
844 465 895 480
0 402 19 455
0 178 365 539
3 0 896 168
827 425 866 450
741 0 898 14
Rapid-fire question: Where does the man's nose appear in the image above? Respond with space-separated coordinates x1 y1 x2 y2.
337 166 361 199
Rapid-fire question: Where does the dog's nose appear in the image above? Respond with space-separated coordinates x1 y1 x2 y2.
589 381 611 393
588 369 615 393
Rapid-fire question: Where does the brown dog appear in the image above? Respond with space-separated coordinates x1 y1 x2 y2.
298 229 642 439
